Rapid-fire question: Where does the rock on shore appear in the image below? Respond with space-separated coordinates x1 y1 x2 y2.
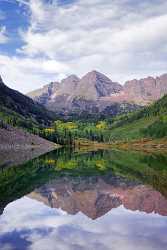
0 125 56 151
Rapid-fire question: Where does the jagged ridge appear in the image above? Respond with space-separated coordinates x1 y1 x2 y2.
28 71 167 116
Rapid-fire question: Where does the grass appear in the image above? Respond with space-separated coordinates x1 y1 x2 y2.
108 116 157 142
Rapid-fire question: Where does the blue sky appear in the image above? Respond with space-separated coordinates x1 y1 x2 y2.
0 0 28 55
0 0 167 93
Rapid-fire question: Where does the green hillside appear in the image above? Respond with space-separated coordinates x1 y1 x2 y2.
0 77 55 131
108 95 167 141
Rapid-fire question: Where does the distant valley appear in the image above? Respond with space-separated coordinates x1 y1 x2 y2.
0 71 167 150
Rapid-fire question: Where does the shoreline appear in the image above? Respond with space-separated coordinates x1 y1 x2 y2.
111 138 167 153
74 138 167 153
0 144 61 169
0 143 60 151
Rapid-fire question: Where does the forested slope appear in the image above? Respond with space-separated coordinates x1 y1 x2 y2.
0 76 55 130
108 95 167 141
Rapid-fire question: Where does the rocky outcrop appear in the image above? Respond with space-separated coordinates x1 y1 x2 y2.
28 176 167 219
0 124 56 151
28 71 167 115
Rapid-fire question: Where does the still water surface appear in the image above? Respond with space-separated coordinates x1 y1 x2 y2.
0 148 167 250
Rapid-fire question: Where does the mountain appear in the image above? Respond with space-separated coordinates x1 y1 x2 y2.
28 71 122 101
28 71 167 116
123 74 167 105
29 175 167 219
28 71 138 117
72 71 122 100
0 76 55 128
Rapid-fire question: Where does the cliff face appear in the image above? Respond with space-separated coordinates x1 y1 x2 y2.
28 176 167 219
123 74 167 105
28 71 167 115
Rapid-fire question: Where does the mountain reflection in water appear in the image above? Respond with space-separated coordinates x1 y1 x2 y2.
0 148 167 250
28 175 167 219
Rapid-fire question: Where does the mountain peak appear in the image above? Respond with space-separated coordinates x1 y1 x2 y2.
85 70 107 79
88 70 101 75
51 74 80 97
27 71 167 112
83 71 117 85
72 71 122 100
61 74 80 84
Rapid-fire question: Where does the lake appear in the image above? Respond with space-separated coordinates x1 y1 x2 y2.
0 148 167 250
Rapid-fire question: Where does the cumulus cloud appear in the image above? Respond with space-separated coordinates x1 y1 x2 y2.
1 0 167 92
0 54 69 93
0 197 167 250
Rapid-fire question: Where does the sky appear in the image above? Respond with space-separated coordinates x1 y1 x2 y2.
0 0 167 93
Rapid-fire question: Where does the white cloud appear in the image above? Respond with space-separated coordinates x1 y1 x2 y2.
0 54 69 93
1 0 167 92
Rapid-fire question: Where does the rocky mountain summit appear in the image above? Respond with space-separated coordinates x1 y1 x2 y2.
28 71 167 116
72 71 122 100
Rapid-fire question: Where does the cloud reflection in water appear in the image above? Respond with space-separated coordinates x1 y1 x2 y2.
0 196 167 250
